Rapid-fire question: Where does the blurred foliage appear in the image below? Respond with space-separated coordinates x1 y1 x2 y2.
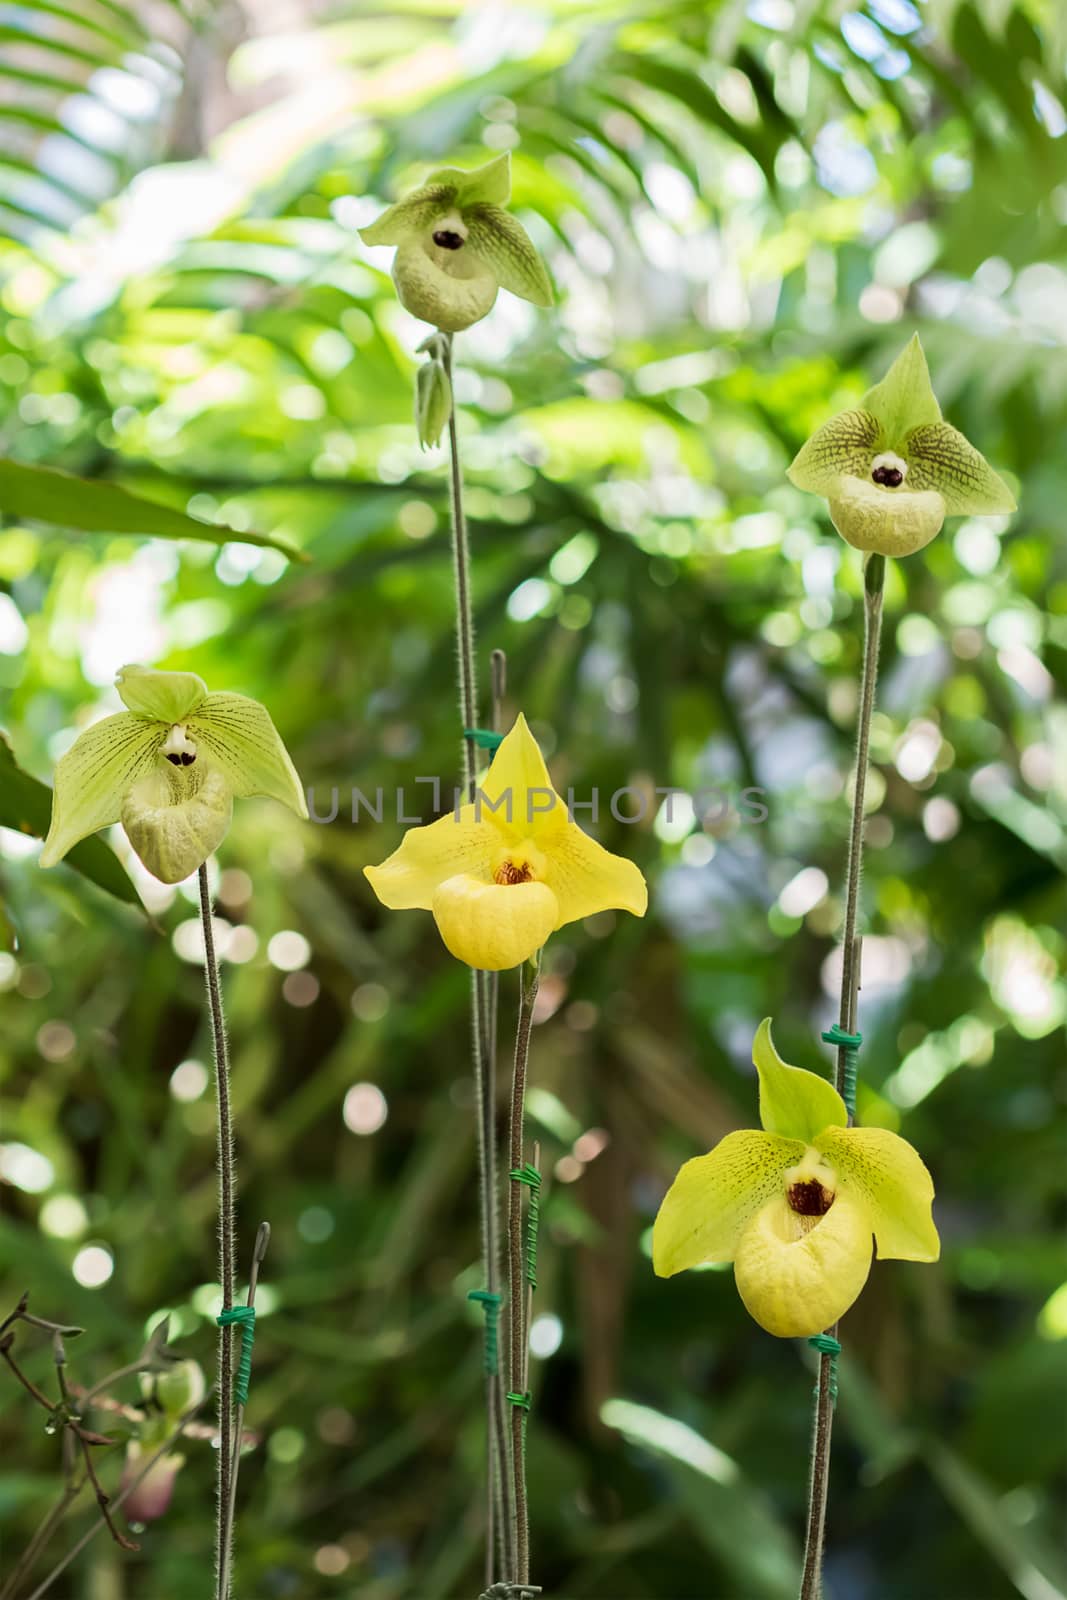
1 1 1065 1597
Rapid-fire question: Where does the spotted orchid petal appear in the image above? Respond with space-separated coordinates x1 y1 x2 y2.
464 205 553 307
902 423 1016 514
652 1129 804 1275
815 1125 940 1262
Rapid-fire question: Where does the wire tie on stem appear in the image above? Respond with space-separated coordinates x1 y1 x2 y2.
216 1306 256 1406
509 1164 542 1290
467 1289 502 1376
807 1332 841 1405
464 727 504 753
821 1023 862 1120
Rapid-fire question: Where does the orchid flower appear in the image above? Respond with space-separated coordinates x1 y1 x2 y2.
365 714 647 970
41 665 307 885
359 153 552 332
653 1019 939 1337
788 334 1015 557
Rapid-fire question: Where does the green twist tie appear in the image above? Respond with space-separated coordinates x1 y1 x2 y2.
807 1332 841 1405
216 1306 256 1405
506 1390 531 1411
822 1023 862 1120
464 727 503 752
467 1289 502 1376
510 1164 542 1290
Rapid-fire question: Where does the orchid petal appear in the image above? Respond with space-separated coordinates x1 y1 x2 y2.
542 820 647 928
861 333 942 443
733 1188 874 1337
465 205 553 307
392 238 498 332
754 1018 847 1143
904 423 1017 515
816 1125 940 1262
829 474 946 556
41 713 162 867
476 714 564 841
431 873 558 970
189 694 307 818
358 185 455 247
652 1129 804 1275
364 807 499 910
426 153 512 207
121 763 233 884
116 664 206 722
787 409 881 496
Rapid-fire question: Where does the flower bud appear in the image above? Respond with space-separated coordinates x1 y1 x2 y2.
140 1358 205 1418
415 358 453 449
121 1440 184 1523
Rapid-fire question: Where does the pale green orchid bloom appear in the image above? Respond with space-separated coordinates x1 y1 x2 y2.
359 153 552 333
41 665 307 885
653 1019 939 1338
788 335 1016 557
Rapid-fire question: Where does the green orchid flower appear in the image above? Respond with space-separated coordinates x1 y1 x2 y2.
41 665 307 885
653 1019 939 1338
788 334 1016 558
359 152 552 333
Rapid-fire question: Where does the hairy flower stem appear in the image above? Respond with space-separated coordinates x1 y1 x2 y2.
799 553 885 1600
507 955 541 1587
442 333 510 1582
218 1223 270 1600
198 865 235 1599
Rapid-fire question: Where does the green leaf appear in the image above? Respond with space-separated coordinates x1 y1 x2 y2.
0 734 140 907
0 459 305 560
787 409 881 496
904 422 1017 514
754 1018 847 1142
862 334 942 444
464 205 553 307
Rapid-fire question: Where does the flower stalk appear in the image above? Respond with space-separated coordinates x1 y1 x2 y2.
198 865 235 1600
441 342 509 1583
799 552 885 1600
507 953 541 1588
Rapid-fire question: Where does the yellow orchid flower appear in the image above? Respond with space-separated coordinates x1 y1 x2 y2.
653 1019 939 1337
787 334 1015 557
41 664 307 885
365 714 647 970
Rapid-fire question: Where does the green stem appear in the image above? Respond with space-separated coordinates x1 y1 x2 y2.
798 553 885 1600
198 865 235 1600
507 956 541 1587
442 333 511 1584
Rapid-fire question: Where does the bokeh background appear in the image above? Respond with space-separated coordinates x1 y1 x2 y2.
1 1 1065 1597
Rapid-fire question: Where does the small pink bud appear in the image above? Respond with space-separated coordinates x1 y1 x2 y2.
121 1442 184 1523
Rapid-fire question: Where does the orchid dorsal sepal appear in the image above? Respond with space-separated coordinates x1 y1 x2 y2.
359 152 552 333
652 1018 939 1338
364 713 646 971
41 664 307 885
787 334 1016 557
